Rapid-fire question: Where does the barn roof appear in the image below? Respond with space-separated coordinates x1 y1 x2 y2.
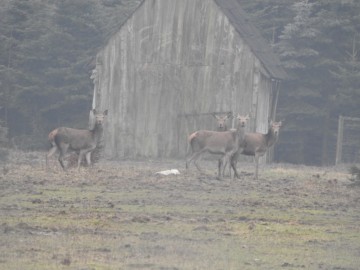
214 0 287 80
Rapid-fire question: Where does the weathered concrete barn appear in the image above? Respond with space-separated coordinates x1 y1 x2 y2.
92 0 286 159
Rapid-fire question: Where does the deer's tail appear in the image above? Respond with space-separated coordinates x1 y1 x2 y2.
186 132 199 157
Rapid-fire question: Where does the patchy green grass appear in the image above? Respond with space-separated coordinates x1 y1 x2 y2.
0 159 359 269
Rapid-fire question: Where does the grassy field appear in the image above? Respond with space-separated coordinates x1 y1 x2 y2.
0 152 359 269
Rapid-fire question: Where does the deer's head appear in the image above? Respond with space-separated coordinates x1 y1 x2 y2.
236 114 250 128
269 121 282 136
93 109 108 126
212 112 232 131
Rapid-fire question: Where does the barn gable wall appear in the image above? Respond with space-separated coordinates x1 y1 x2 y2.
93 0 274 159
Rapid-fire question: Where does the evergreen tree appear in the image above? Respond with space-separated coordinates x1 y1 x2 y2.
240 0 360 165
0 0 141 149
237 0 294 45
0 0 48 138
275 0 327 164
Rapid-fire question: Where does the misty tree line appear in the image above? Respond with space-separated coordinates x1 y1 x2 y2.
238 0 360 165
0 0 359 165
0 0 141 148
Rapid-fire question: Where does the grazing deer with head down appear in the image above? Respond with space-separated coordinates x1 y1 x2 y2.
53 109 108 171
186 114 249 180
230 121 282 180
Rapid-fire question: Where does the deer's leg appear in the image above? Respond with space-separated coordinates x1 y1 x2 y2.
218 159 223 177
46 145 57 170
218 153 231 180
218 158 223 179
221 157 227 178
185 144 194 169
186 151 205 173
194 151 208 173
254 154 260 180
229 162 232 178
230 155 240 179
77 150 87 171
221 157 230 178
186 151 197 169
221 158 233 178
58 144 69 171
185 156 191 170
85 152 92 166
58 152 66 170
222 151 237 179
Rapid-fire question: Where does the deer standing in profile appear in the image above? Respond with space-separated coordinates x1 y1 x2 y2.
52 109 108 171
229 121 282 180
186 114 249 180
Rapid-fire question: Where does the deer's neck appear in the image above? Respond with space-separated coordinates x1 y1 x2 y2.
235 124 246 145
218 125 227 132
91 124 103 143
265 128 278 147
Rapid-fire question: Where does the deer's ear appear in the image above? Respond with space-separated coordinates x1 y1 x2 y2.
212 113 219 120
103 110 108 116
92 109 97 114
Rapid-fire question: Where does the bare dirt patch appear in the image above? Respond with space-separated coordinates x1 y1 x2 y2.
1 152 359 269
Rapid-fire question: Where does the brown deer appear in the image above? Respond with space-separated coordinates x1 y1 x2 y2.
229 121 282 180
212 112 232 131
185 112 233 161
186 114 249 180
212 112 233 176
53 109 108 171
